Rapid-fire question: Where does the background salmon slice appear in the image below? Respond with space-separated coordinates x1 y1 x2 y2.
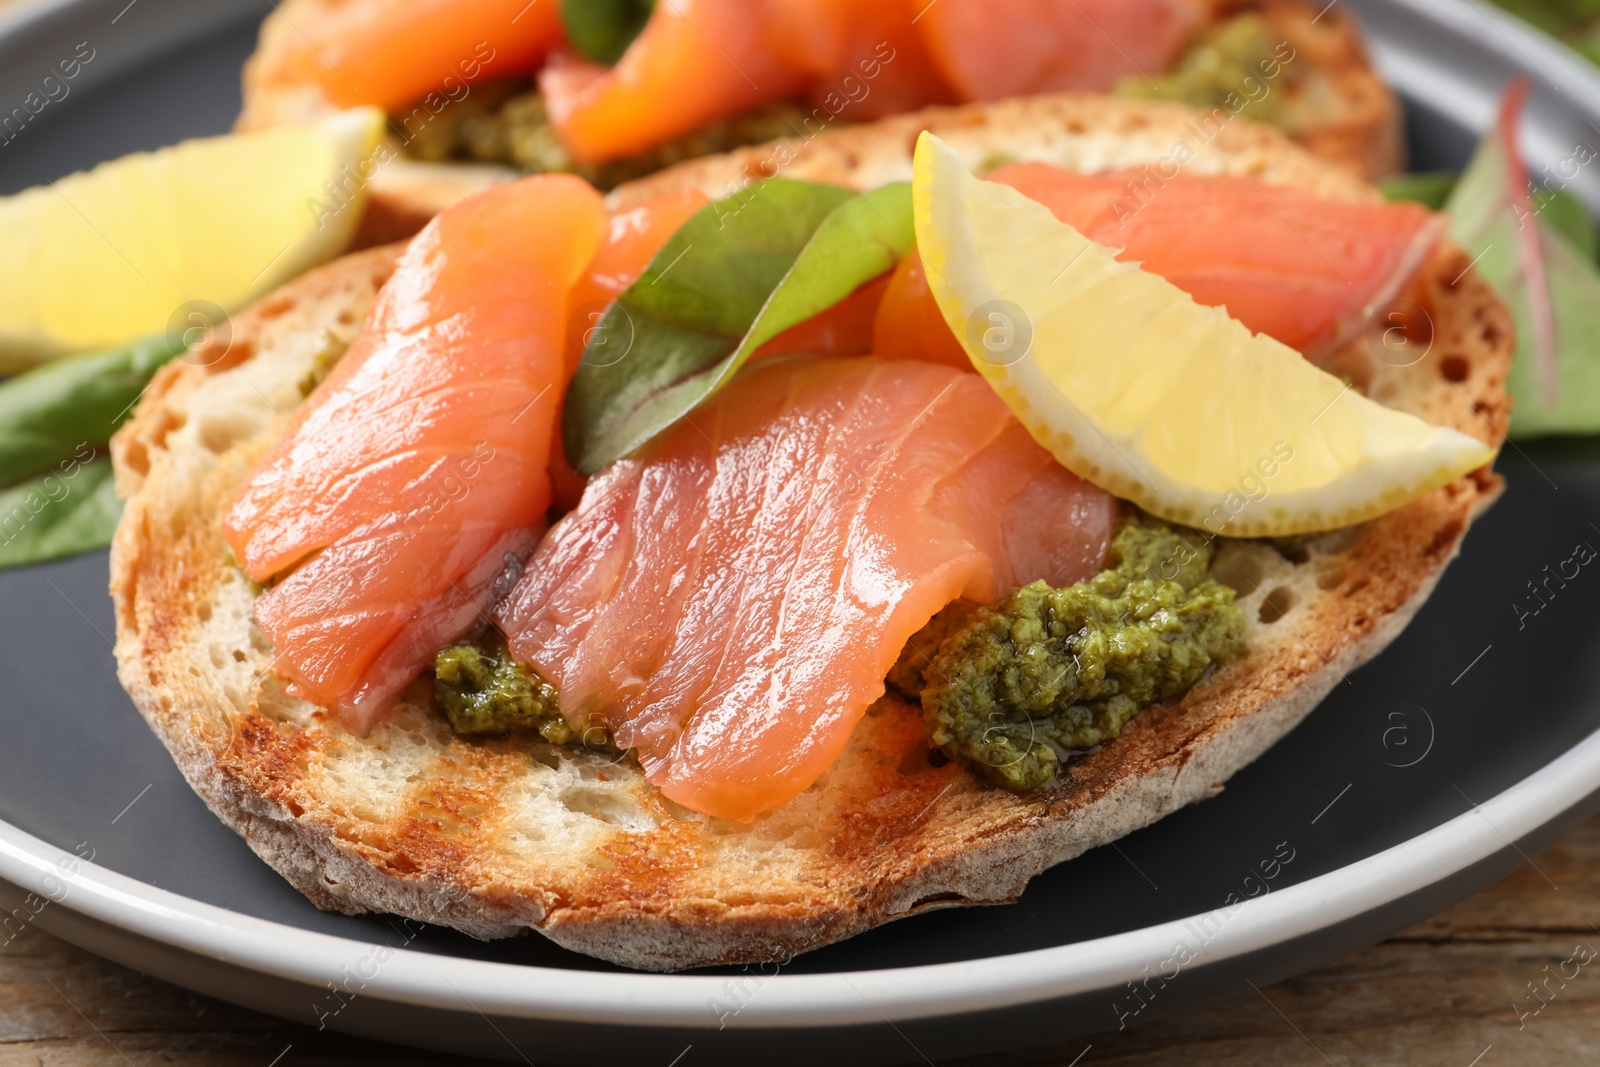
540 0 811 164
552 188 711 513
280 0 566 113
762 0 955 119
916 0 1202 101
989 162 1443 357
872 249 971 368
495 357 1115 821
754 272 889 359
223 175 605 732
564 187 710 375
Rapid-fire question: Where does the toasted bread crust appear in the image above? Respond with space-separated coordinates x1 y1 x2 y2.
236 0 1402 244
1236 0 1404 181
112 95 1508 971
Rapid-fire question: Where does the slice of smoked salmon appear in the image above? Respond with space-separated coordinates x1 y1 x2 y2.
764 0 955 120
760 0 851 77
873 163 1443 362
543 0 951 165
753 272 890 359
281 0 566 113
541 0 811 164
495 357 1116 820
553 187 710 514
564 187 710 375
872 249 971 369
990 162 1443 357
223 174 605 732
916 0 1202 101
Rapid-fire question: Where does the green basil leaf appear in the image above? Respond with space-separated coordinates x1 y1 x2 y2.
562 0 655 65
1444 96 1600 437
563 180 914 472
1379 170 1458 210
0 333 185 488
0 454 121 569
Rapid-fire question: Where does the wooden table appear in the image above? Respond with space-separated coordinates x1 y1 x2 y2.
4 817 1599 1066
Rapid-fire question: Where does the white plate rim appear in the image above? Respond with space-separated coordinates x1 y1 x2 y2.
3 724 1598 1030
4 0 1600 1036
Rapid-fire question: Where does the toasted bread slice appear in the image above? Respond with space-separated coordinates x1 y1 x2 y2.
111 93 1508 972
236 0 1403 245
1231 0 1403 181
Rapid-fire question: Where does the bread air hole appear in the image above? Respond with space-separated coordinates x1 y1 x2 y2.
557 785 657 832
1207 545 1267 594
120 439 149 478
1258 586 1295 624
526 746 562 771
896 744 945 776
1316 564 1347 590
258 295 294 320
197 410 257 454
1271 539 1312 565
1440 354 1469 382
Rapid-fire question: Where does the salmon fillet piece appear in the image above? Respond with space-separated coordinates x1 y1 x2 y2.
496 356 1116 820
223 175 605 731
916 0 1201 101
989 162 1442 357
269 0 565 113
542 0 1195 163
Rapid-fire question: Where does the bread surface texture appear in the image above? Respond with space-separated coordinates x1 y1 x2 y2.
112 93 1509 972
235 0 1402 242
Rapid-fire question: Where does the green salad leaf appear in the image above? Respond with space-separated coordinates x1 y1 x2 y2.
0 332 184 568
1384 170 1598 260
0 454 121 569
0 334 185 488
1444 79 1600 437
1536 186 1600 261
562 0 655 65
1489 0 1600 67
563 179 914 472
1379 170 1459 210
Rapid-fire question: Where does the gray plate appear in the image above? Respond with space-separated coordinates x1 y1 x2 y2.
3 0 1600 1063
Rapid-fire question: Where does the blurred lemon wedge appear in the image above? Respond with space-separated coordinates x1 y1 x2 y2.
911 132 1497 537
0 108 385 371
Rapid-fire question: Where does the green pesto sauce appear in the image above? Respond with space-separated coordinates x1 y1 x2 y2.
1115 13 1286 125
910 512 1247 792
399 83 812 191
433 636 574 742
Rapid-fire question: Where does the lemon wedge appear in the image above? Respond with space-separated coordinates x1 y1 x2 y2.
911 132 1496 537
0 108 385 372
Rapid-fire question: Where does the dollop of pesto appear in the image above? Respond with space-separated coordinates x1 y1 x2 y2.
911 513 1247 792
1115 13 1285 125
400 84 813 191
433 636 574 742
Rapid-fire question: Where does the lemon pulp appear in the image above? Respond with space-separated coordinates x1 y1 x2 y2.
911 132 1496 537
0 108 385 371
